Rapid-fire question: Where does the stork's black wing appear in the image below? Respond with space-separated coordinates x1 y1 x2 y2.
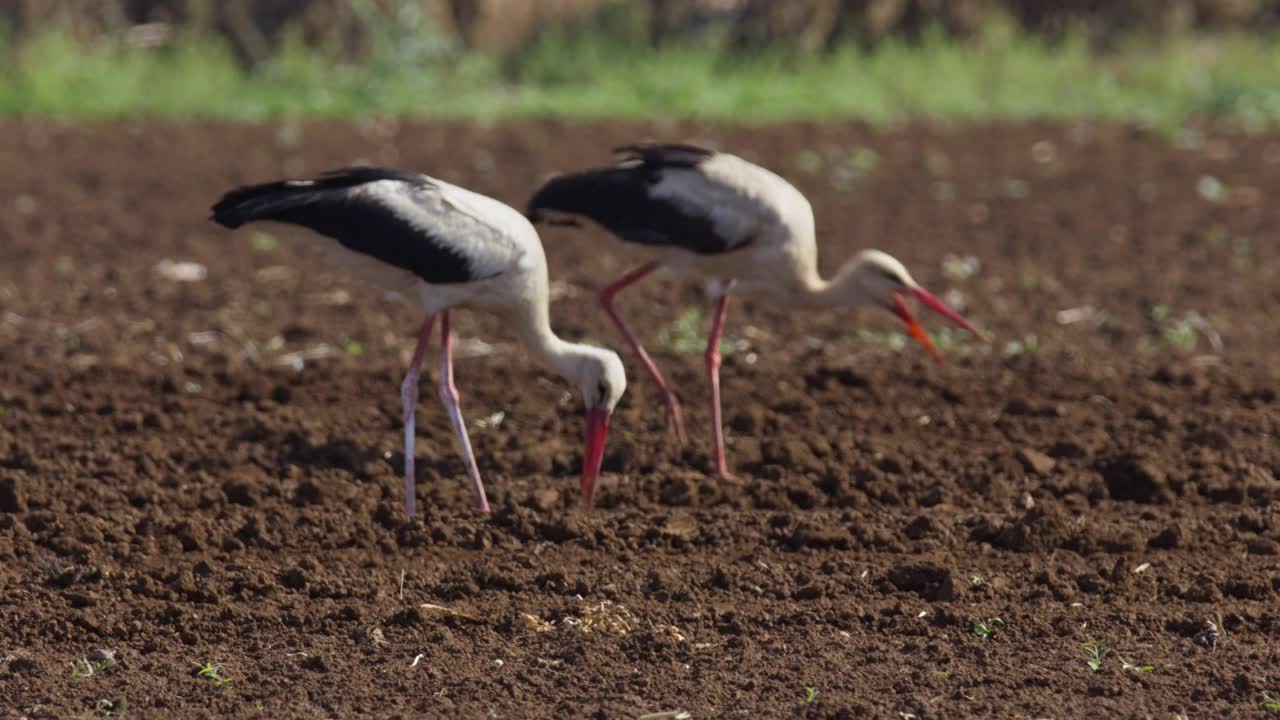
212 167 514 285
613 142 715 169
527 144 755 256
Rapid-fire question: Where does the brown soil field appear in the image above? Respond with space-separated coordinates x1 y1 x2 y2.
0 119 1278 719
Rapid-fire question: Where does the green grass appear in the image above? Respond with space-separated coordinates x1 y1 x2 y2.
6 22 1280 127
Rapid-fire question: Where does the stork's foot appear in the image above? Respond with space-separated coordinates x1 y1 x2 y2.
713 457 736 482
473 487 493 514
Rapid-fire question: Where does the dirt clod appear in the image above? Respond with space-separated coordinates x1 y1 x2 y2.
885 564 957 601
1148 526 1182 549
0 476 26 513
1099 453 1175 503
1246 537 1279 555
1017 448 1056 476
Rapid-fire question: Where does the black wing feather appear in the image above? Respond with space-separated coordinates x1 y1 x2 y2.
210 167 478 285
613 142 714 169
527 145 734 255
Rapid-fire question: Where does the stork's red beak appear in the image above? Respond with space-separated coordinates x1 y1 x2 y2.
581 407 611 509
887 287 985 362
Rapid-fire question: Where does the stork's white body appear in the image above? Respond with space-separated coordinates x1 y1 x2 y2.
212 167 626 515
313 179 549 332
644 153 824 301
528 143 982 480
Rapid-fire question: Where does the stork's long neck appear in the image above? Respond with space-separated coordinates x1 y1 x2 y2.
796 256 873 310
510 301 584 383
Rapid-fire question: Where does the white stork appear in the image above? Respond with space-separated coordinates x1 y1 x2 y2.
211 167 626 516
528 143 982 480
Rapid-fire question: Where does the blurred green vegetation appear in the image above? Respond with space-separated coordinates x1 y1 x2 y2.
4 14 1280 128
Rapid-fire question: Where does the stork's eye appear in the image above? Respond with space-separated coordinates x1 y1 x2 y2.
597 381 608 405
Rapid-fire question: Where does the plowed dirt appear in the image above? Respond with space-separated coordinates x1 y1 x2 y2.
1 120 1277 718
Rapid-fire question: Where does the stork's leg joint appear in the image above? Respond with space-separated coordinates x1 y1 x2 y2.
598 261 687 444
704 344 722 373
437 375 457 406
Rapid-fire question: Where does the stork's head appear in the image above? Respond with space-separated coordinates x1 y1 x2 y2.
844 249 985 361
570 347 627 509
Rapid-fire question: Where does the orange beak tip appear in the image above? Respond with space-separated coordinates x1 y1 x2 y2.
909 286 985 344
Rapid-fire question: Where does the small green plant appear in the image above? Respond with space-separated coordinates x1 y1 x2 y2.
249 231 279 253
804 687 819 703
1162 322 1197 351
1001 177 1030 199
1142 305 1220 354
194 661 233 686
1262 693 1280 710
72 657 115 678
931 325 992 357
94 698 127 717
1232 236 1253 271
974 617 1004 641
1018 271 1039 290
660 307 732 355
1082 639 1110 672
793 149 822 174
1119 656 1154 673
829 146 879 191
853 328 907 351
342 338 364 356
941 253 981 281
1003 334 1041 356
851 147 879 174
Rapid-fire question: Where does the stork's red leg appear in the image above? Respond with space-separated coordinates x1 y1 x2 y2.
401 313 436 518
437 311 491 513
599 261 687 443
705 284 736 480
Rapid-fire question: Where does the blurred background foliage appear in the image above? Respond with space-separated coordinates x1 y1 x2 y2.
5 0 1280 123
6 0 1280 63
